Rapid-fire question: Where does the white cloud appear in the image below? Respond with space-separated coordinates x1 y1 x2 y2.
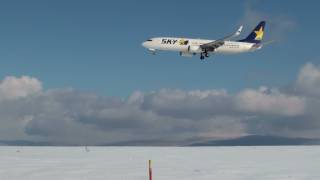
0 63 320 144
296 63 320 96
0 76 42 101
235 87 305 116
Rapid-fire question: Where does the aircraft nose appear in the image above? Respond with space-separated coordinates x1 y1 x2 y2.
142 39 153 48
142 41 149 48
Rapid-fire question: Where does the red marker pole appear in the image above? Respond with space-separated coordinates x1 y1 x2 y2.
149 160 152 180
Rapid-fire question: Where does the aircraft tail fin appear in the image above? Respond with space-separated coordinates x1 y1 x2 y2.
239 21 266 43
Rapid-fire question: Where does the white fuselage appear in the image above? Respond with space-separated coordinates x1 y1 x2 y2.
142 37 258 55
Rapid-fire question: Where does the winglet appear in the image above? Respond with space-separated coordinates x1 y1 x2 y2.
235 25 243 36
218 25 244 41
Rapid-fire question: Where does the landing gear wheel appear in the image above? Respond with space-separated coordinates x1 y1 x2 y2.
200 54 205 60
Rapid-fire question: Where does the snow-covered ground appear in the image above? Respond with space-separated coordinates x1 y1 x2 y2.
0 146 319 180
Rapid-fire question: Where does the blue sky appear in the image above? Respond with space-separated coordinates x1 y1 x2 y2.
0 0 319 97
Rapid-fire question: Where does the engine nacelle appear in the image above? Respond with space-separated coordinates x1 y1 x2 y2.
179 52 194 57
188 45 202 53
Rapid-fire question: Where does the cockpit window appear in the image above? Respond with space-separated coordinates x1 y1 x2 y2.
147 39 153 41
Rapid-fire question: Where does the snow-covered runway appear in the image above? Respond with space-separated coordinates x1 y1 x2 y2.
0 146 319 180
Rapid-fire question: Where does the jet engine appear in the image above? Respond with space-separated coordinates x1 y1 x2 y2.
188 45 202 53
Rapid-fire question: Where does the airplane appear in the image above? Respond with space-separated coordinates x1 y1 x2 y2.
142 21 266 60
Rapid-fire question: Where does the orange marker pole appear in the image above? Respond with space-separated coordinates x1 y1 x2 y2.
149 160 152 180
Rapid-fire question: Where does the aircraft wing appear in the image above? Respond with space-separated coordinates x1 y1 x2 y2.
200 25 243 51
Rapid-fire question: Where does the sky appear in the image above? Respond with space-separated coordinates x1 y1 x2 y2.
0 0 320 145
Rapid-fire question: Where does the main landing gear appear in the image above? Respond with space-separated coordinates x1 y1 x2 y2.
200 51 210 60
200 54 205 60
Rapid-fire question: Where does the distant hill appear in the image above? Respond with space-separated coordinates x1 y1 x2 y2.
189 135 320 146
0 140 53 146
1 135 320 146
100 139 189 146
100 135 320 146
